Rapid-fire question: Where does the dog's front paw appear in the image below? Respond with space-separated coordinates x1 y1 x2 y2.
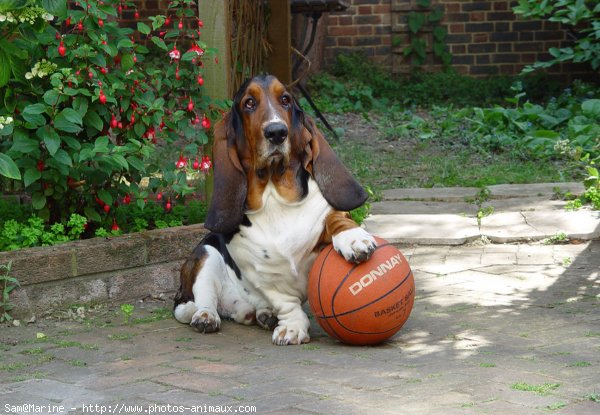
190 309 221 333
333 227 377 264
257 308 278 330
272 321 310 345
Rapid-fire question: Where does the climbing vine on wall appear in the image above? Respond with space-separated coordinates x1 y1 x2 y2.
399 0 451 67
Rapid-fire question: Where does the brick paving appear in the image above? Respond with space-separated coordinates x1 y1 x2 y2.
1 184 599 415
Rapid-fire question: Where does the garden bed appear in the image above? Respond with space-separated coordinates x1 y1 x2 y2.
1 224 208 319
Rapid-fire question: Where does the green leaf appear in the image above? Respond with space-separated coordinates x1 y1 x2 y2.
0 47 10 88
150 36 168 51
23 168 41 187
54 113 82 134
23 103 47 115
22 111 46 127
10 131 38 153
0 0 28 12
32 192 46 210
43 90 61 106
127 156 145 172
83 110 103 132
582 99 600 118
52 149 72 167
36 125 61 156
84 207 102 222
42 0 67 18
111 154 129 170
73 96 89 117
181 51 198 61
137 22 151 35
93 136 109 153
0 153 21 180
117 39 135 49
60 108 83 125
121 53 135 71
98 189 113 206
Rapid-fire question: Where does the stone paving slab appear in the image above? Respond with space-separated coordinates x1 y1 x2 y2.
487 182 585 199
367 184 599 244
1 241 598 415
363 214 481 245
380 182 584 202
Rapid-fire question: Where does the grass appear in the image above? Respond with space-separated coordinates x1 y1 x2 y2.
331 127 576 193
511 382 560 395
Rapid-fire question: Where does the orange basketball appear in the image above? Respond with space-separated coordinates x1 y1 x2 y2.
308 236 415 345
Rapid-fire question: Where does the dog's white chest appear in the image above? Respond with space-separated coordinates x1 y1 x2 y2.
228 179 331 296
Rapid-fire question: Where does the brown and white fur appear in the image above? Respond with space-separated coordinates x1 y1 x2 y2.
173 74 376 345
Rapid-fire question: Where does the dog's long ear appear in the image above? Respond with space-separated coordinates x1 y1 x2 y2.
302 115 368 211
204 111 248 234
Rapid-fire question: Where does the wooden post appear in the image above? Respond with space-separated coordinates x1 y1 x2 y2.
198 0 231 207
266 0 292 84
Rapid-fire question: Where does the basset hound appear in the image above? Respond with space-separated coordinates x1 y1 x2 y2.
173 74 376 345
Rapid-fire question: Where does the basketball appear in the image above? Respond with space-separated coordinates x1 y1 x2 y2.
308 236 415 345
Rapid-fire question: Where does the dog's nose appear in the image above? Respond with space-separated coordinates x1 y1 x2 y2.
264 122 288 145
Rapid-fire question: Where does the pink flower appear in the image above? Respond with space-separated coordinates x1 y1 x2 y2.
200 155 212 173
187 44 204 56
169 45 180 60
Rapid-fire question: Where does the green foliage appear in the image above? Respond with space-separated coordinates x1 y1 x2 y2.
317 53 564 109
0 0 218 226
0 261 20 322
0 196 206 251
464 81 600 161
403 0 451 67
513 0 600 71
120 303 134 324
0 213 86 251
566 165 600 210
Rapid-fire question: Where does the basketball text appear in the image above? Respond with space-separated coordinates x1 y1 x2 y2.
348 253 403 296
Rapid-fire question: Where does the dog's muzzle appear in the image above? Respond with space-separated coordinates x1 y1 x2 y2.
263 122 288 146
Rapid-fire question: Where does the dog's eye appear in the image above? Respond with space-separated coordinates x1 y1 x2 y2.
281 95 291 106
244 98 256 110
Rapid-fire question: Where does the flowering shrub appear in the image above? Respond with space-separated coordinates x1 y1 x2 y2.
0 0 221 229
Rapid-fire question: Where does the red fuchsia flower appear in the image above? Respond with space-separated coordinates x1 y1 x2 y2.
169 45 180 60
58 41 66 57
175 155 187 169
191 114 200 125
145 126 156 140
187 98 194 112
201 115 210 130
192 157 200 170
197 19 204 28
200 155 212 173
103 204 111 213
178 19 183 29
156 192 163 201
112 218 120 231
110 114 118 128
197 75 204 86
165 199 172 211
122 194 131 204
36 160 45 172
187 44 204 57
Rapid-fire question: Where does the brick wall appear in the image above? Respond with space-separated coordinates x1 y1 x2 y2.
323 0 591 78
324 0 393 68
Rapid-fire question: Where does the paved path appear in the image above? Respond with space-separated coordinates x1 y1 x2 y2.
1 184 599 415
